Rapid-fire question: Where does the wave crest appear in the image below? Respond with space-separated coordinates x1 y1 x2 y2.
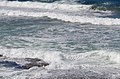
0 1 120 25
0 48 120 68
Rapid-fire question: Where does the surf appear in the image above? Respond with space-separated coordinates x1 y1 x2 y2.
0 1 120 25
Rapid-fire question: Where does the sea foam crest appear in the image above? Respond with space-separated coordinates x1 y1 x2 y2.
0 1 91 11
0 48 120 79
0 1 120 25
0 48 120 68
65 50 120 64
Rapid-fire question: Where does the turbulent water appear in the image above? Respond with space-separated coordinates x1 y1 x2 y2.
0 0 120 79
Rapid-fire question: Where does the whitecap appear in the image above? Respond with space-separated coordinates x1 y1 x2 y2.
0 1 120 25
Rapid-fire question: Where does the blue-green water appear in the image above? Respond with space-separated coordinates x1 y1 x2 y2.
0 16 120 79
0 17 120 53
0 1 120 78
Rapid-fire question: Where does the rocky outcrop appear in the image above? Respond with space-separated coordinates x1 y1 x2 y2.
0 56 49 69
22 61 49 69
22 58 49 69
25 58 42 62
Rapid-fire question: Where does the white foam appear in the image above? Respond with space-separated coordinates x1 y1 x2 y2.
0 48 120 78
0 1 120 25
0 48 120 69
0 1 91 11
65 50 120 64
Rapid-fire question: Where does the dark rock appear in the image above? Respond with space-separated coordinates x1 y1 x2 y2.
22 58 49 69
22 61 49 69
0 61 22 69
0 57 49 69
25 58 42 62
0 55 3 57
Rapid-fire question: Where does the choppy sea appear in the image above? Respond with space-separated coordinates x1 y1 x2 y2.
0 0 120 79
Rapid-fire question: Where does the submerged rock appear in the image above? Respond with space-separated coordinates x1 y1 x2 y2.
25 58 42 62
0 57 49 69
0 61 22 68
22 58 49 69
22 61 49 69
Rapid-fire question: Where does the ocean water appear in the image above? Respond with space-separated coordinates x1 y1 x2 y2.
0 1 120 79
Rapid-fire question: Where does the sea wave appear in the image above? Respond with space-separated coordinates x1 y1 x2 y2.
0 1 120 25
0 48 120 69
0 1 120 79
0 48 120 79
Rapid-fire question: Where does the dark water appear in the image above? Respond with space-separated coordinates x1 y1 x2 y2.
0 16 120 53
83 0 120 17
78 0 120 4
78 0 120 18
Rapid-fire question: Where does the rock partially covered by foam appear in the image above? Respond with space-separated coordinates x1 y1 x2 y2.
22 58 49 69
0 56 49 69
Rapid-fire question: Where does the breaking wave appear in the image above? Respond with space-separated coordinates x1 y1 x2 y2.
0 1 120 79
0 48 120 69
0 1 120 25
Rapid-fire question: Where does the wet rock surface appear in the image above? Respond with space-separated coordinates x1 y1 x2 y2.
22 62 49 69
22 58 49 69
0 55 49 69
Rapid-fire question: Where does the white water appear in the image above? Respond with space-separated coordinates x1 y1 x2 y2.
0 48 120 79
0 48 120 68
0 1 120 79
0 1 120 25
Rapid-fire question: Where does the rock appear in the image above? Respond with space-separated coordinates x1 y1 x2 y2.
0 54 3 57
22 61 49 69
25 58 42 62
0 57 49 69
0 61 22 68
22 58 49 69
